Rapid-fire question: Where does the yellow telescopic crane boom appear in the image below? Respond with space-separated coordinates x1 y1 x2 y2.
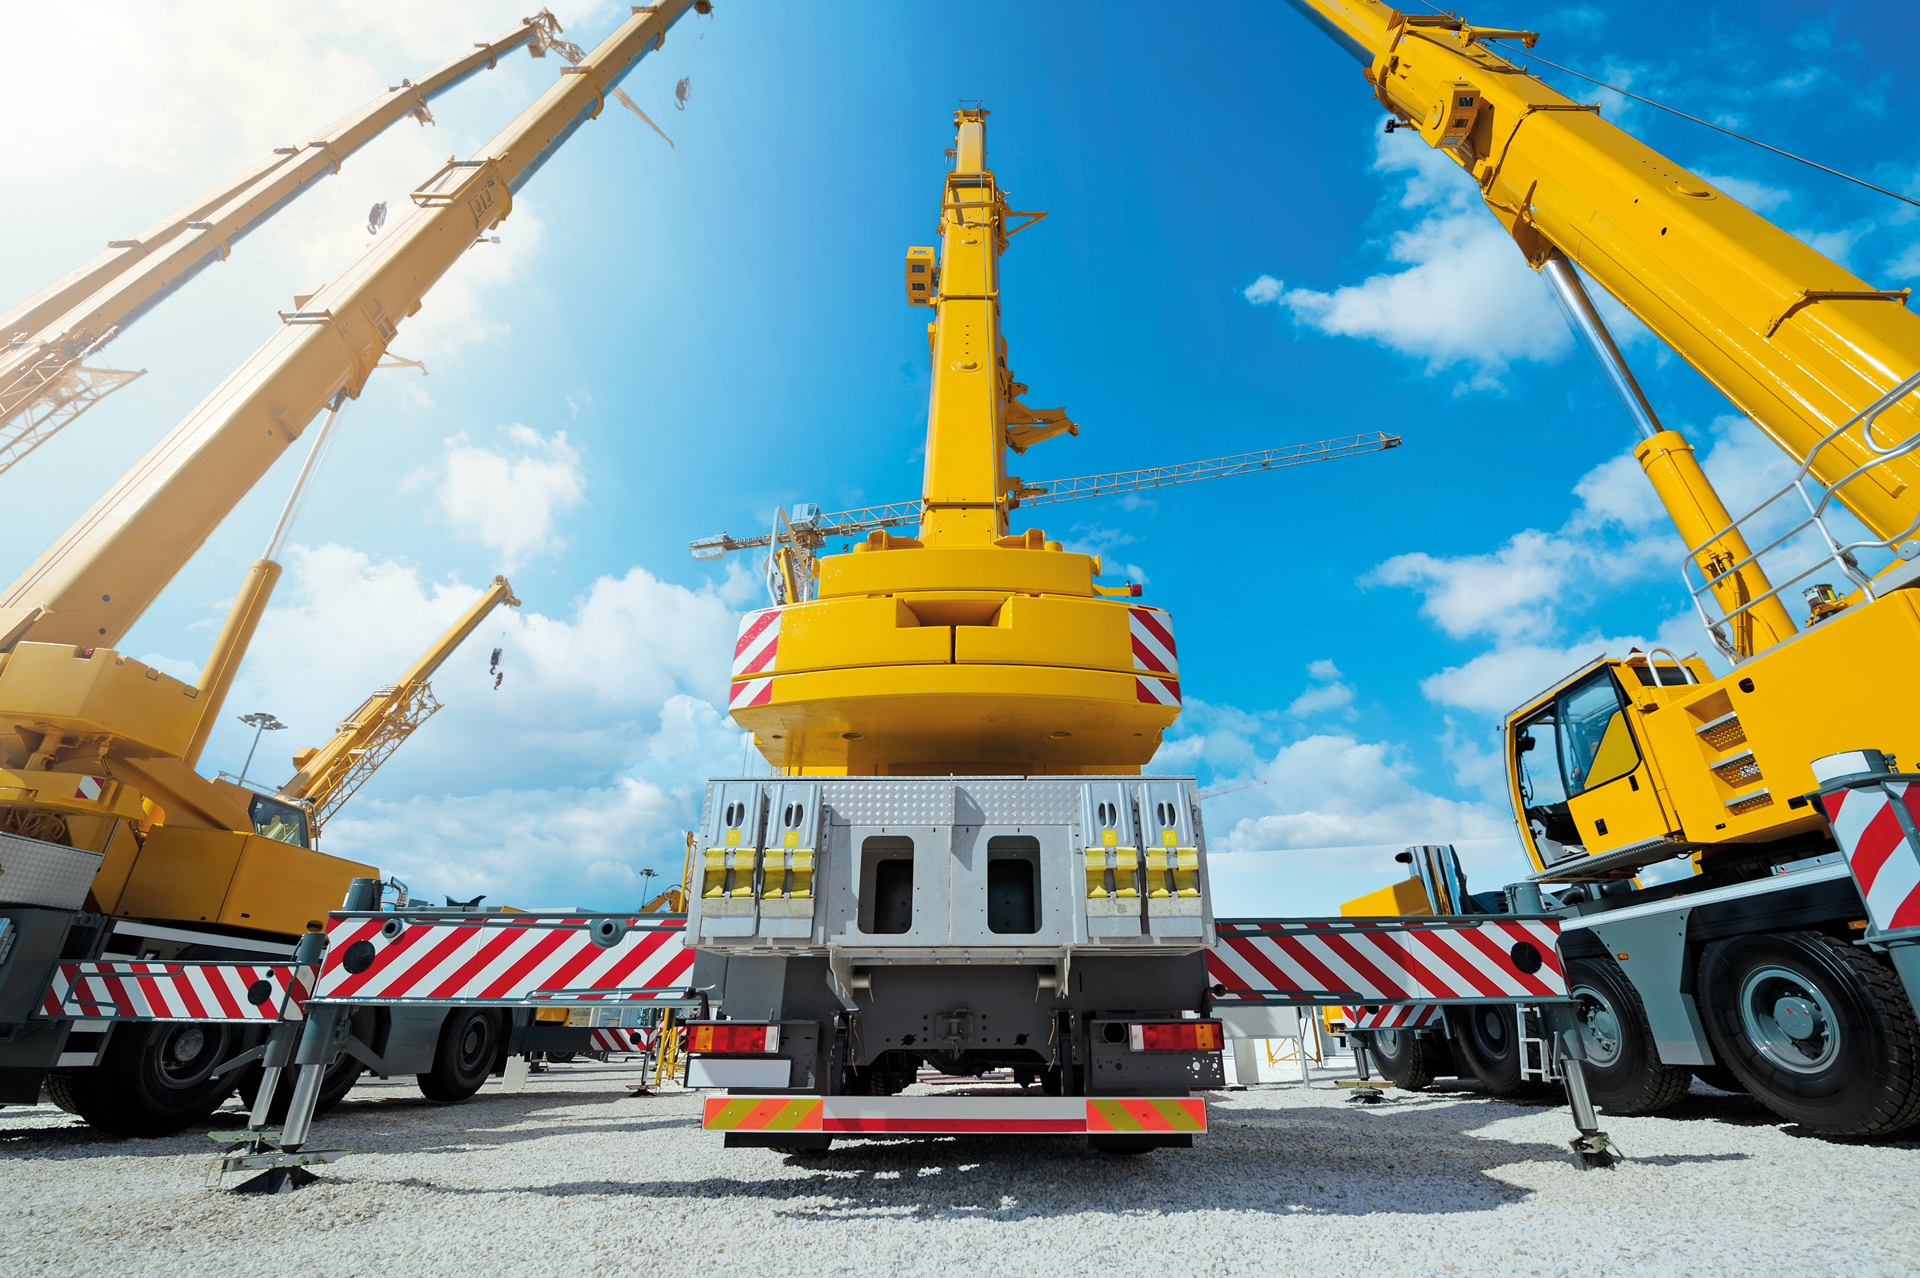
0 2 707 847
1290 1 1920 657
0 0 707 656
279 575 519 837
0 17 546 474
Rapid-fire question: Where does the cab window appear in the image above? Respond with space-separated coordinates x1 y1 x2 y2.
249 794 311 848
1556 671 1639 794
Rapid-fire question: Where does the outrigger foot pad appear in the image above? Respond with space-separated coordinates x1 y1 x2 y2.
1345 1087 1387 1104
1569 1132 1616 1170
232 1165 322 1194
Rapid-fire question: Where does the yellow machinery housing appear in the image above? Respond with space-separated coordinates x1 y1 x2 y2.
729 109 1181 776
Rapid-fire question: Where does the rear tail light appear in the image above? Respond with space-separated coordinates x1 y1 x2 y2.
685 1022 780 1055
1127 1021 1222 1052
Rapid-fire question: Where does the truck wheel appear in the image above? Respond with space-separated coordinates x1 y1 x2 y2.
417 1008 501 1103
47 1023 244 1137
235 1055 365 1122
1367 1029 1433 1091
1698 931 1920 1136
1445 1005 1554 1099
1565 957 1690 1115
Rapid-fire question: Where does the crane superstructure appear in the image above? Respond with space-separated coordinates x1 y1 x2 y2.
278 574 520 837
1295 1 1920 1137
0 15 547 474
0 2 707 1136
722 108 1193 776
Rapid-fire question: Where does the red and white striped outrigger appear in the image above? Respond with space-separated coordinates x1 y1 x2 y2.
34 894 1624 1185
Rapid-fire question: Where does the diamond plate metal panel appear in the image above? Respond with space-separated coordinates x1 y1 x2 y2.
0 831 105 910
955 780 1084 826
821 780 955 826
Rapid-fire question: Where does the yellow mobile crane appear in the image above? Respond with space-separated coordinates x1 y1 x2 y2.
0 1 709 1134
0 16 548 474
275 574 521 839
1295 1 1920 1135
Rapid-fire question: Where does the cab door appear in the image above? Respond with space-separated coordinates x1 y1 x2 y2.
1554 668 1674 855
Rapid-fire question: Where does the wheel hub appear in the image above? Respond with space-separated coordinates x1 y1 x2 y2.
1739 966 1838 1074
1571 984 1623 1068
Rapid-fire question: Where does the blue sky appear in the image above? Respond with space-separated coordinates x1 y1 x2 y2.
3 1 1915 912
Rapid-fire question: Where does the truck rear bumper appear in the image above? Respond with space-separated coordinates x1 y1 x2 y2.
703 1093 1206 1137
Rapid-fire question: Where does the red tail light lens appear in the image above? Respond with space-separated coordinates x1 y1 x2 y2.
685 1023 780 1055
1127 1021 1223 1052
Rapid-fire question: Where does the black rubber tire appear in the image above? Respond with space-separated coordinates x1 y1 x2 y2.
46 1023 245 1137
417 1008 502 1103
1691 1064 1750 1094
1698 930 1920 1136
1366 1029 1434 1091
543 1052 580 1064
1446 1004 1555 1098
1565 956 1692 1116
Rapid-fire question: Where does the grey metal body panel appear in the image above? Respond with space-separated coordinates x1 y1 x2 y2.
1580 909 1712 1066
1558 861 1860 1067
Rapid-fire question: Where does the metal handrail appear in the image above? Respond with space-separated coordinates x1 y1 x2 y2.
1681 370 1920 658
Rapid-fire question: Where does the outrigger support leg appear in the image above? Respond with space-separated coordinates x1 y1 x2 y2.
1542 1004 1615 1170
1342 1035 1386 1104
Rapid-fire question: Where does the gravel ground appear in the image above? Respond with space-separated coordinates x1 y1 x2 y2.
4 1060 1918 1278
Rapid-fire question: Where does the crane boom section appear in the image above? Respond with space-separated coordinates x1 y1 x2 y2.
1289 1 1920 545
920 113 1007 544
0 19 539 395
280 575 519 827
0 0 703 652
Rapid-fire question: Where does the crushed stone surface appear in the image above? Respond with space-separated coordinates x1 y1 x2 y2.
3 1061 1918 1277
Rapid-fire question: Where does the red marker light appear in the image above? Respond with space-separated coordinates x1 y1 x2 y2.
685 1023 781 1055
1127 1021 1223 1052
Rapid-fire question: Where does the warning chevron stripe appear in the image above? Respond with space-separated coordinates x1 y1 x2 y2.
1822 780 1920 932
1209 919 1564 1004
39 962 314 1022
1129 607 1178 676
315 915 693 1003
729 676 773 711
732 609 781 678
1135 675 1180 707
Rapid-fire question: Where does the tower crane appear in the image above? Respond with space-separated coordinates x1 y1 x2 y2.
0 16 547 475
689 430 1402 602
275 575 521 839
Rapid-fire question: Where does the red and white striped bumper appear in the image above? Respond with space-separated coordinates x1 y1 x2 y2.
1210 918 1567 1005
39 962 314 1022
703 1094 1207 1136
315 914 694 1004
1343 1003 1442 1030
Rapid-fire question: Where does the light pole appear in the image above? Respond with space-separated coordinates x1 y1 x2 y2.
236 712 287 786
639 866 657 907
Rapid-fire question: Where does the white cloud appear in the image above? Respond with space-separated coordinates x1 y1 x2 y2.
1250 131 1570 387
1696 172 1791 214
1286 658 1356 719
1222 733 1509 855
417 424 587 568
206 542 750 905
1793 225 1871 271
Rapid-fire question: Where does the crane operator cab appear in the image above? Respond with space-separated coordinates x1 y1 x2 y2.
1507 657 1696 873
